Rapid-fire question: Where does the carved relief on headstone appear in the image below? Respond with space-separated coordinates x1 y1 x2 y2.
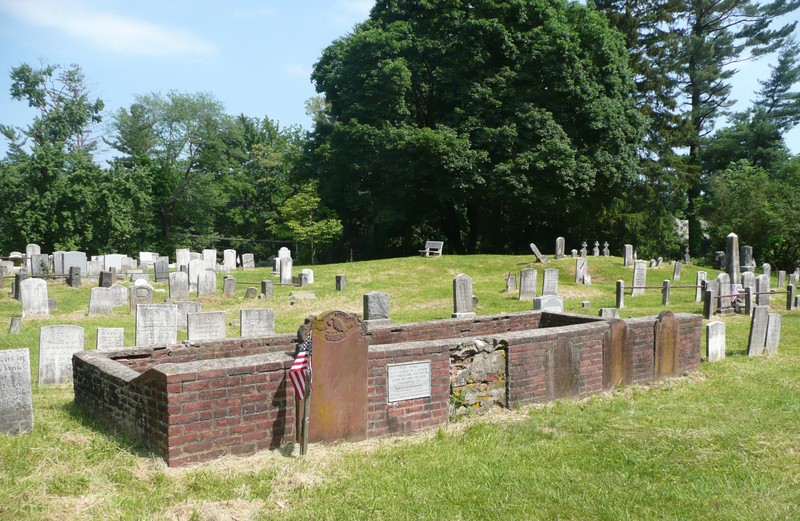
130 285 154 313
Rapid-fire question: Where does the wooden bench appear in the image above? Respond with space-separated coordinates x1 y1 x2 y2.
419 241 444 257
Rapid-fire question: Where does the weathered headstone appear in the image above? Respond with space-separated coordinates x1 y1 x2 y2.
174 301 201 329
169 271 190 300
778 270 786 289
555 237 565 260
695 271 707 302
580 241 588 258
187 311 227 341
96 328 125 351
602 241 610 256
197 270 217 297
130 273 150 284
765 313 781 354
301 269 314 284
519 268 537 300
592 241 599 257
714 251 726 270
363 291 391 324
154 260 169 283
223 249 237 270
654 311 679 378
135 304 178 347
202 249 217 271
726 233 740 285
176 249 190 271
38 325 84 385
747 305 769 356
297 272 310 287
649 259 657 268
278 247 291 259
242 253 255 269
335 275 346 292
529 243 549 263
98 270 113 288
9 317 21 334
222 276 236 297
280 256 293 284
504 272 517 292
706 321 726 362
631 261 647 296
575 258 588 285
129 284 154 313
13 270 29 300
682 246 691 264
542 269 559 296
755 274 770 306
602 318 632 390
62 251 87 277
188 259 205 293
672 262 682 281
86 260 102 276
261 279 274 299
533 295 564 312
599 308 620 319
245 287 258 298
20 278 49 318
623 244 633 267
88 287 114 315
0 348 34 434
716 273 732 311
740 245 754 272
452 274 475 319
741 271 756 292
762 263 771 278
25 243 40 271
571 249 578 258
109 285 128 307
616 280 624 309
30 253 50 275
240 308 275 338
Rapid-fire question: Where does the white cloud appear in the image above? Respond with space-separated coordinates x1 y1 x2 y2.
0 0 217 57
283 63 311 79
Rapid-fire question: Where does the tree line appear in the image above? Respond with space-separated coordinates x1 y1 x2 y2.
2 0 800 266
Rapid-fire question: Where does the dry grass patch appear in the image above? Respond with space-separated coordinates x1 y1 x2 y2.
160 499 265 521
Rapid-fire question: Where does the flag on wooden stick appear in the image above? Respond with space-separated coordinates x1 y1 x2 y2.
289 337 312 400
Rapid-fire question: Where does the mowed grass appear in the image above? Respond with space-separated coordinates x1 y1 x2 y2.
1 254 799 520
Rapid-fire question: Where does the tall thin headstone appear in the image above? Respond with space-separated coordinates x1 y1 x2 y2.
755 274 770 306
223 249 237 270
623 244 633 267
631 261 647 296
261 279 274 299
740 245 754 272
765 313 781 354
335 275 346 292
778 270 786 288
542 269 559 296
280 256 293 284
695 271 707 302
672 262 682 281
0 348 34 434
519 268 537 300
747 306 769 356
554 237 565 260
575 258 587 284
726 233 740 285
188 259 204 293
762 263 771 278
452 274 475 318
706 321 726 362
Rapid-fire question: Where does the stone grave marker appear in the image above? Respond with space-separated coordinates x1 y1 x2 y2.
38 325 84 385
363 292 391 324
9 317 21 334
301 268 314 284
13 270 29 300
672 262 682 281
631 261 647 296
174 301 201 329
190 252 202 262
580 241 588 258
280 256 293 284
555 237 565 260
62 251 87 277
88 287 114 315
716 273 732 311
755 274 770 306
68 266 81 288
154 260 169 283
602 241 610 256
654 311 679 378
505 272 517 292
534 295 564 312
529 243 549 263
649 259 657 268
571 249 578 258
656 257 663 267
335 275 346 292
176 249 190 270
706 321 726 362
25 244 40 271
695 271 707 302
240 308 275 337
96 328 125 351
98 270 114 288
30 253 50 275
103 254 125 271
765 313 781 354
129 284 154 313
0 348 34 434
278 247 291 259
135 304 178 347
20 278 49 318
187 311 227 341
549 337 580 399
740 245 754 272
245 287 258 298
130 273 150 284
169 271 190 300
714 251 726 270
188 259 204 293
599 308 620 319
452 274 475 318
741 271 755 292
575 258 587 284
519 268 537 300
747 306 769 356
261 280 274 298
109 285 128 307
778 270 786 288
202 249 217 271
297 272 310 287
602 319 632 389
223 249 237 270
86 260 102 276
762 263 771 278
242 253 255 269
623 244 633 267
542 269 559 296
726 233 740 284
197 270 217 297
223 276 236 297
592 241 600 257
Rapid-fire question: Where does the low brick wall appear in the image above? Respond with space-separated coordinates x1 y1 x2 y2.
73 310 703 467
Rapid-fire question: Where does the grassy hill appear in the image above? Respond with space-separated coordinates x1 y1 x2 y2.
1 254 798 519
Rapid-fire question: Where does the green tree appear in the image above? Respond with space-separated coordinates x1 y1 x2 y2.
755 39 800 133
309 0 643 259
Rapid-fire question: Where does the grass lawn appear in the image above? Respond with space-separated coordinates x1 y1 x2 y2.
1 254 798 520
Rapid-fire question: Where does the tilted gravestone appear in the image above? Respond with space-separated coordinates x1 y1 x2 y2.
96 327 125 351
529 243 549 263
519 268 537 301
747 306 770 356
169 271 190 301
765 313 781 354
88 287 114 315
0 348 34 434
38 325 84 385
706 321 726 362
240 308 276 338
187 311 227 341
672 262 682 281
135 304 178 347
20 278 49 318
13 270 29 300
452 274 476 318
301 269 315 284
542 269 559 296
363 291 391 324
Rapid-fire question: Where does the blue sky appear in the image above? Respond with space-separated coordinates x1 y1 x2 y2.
0 0 798 158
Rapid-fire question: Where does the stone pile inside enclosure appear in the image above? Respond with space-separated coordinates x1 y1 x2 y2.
73 309 702 467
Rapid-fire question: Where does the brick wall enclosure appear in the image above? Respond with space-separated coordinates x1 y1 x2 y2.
73 310 702 467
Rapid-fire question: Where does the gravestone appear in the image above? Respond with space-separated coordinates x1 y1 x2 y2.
603 319 633 390
363 292 391 324
242 253 255 269
202 249 217 271
20 278 49 318
278 247 291 259
714 251 726 270
261 280 274 299
98 270 113 288
154 260 169 282
240 308 275 338
176 249 190 270
726 233 741 284
518 268 537 301
9 317 21 334
529 243 549 263
109 285 128 307
631 261 647 296
129 285 153 313
571 249 578 258
62 251 87 277
297 272 310 287
682 246 691 264
452 274 476 318
335 275 346 292
533 295 564 312
741 271 756 293
654 311 679 378
96 328 125 351
103 254 125 271
187 311 227 341
755 274 770 306
695 271 707 302
188 259 205 293
599 308 620 319
778 270 786 289
223 249 237 270
13 270 29 300
504 272 517 292
280 256 293 284
30 253 50 275
223 276 236 298
623 244 633 267
747 306 769 356
765 313 781 354
169 271 190 300
592 241 600 257
197 270 217 297
0 348 34 434
548 337 580 399
762 263 771 278
602 241 610 256
25 243 40 270
672 262 682 281
245 287 258 298
130 273 150 284
649 259 657 268
706 321 726 362
190 252 202 262
86 260 102 276
303 310 368 443
38 325 84 385
555 237 565 260
579 241 588 258
740 245 754 272
301 269 314 284
88 287 114 315
575 258 587 284
135 304 178 347
656 257 663 267
68 267 81 288
174 301 201 329
272 258 280 274
542 269 559 296
716 273 732 311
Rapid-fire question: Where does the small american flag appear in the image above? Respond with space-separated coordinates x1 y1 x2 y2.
289 338 312 401
731 284 739 303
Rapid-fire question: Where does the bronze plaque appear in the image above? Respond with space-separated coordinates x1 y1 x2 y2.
654 310 679 378
549 337 580 399
302 311 368 443
603 319 634 390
